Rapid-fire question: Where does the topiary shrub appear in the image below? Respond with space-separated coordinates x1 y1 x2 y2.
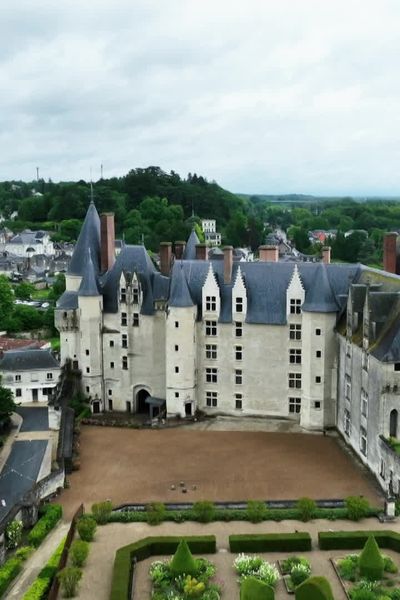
91 500 113 525
296 497 316 522
6 520 23 549
247 501 268 523
70 540 90 567
192 501 215 523
0 557 23 597
359 536 384 580
57 566 82 598
77 516 97 542
345 496 370 521
295 576 334 600
170 540 198 576
28 504 63 547
240 576 275 600
146 502 166 526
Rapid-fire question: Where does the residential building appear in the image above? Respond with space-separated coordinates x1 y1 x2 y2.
201 219 222 246
0 349 60 403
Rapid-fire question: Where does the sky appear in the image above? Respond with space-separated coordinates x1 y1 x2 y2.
1 0 400 195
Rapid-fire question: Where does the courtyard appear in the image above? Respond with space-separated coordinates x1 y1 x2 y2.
58 424 382 518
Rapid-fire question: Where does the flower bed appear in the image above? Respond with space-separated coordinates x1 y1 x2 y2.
233 553 279 598
279 556 312 593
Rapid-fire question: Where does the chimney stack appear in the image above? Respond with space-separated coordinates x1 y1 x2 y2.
159 242 172 276
322 246 331 264
224 246 233 284
384 232 398 274
100 213 115 273
174 241 186 260
259 245 279 262
195 243 208 260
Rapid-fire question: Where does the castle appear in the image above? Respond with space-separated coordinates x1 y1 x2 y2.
56 203 400 495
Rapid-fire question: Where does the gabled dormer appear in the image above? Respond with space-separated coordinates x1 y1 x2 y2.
119 271 128 305
286 265 305 317
202 263 220 319
131 270 142 306
232 266 247 321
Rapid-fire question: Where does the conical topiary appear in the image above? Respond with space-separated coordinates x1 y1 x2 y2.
240 576 274 600
295 576 334 600
170 540 198 576
359 536 384 580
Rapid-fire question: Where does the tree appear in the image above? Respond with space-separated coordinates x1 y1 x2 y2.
0 276 14 324
14 282 34 301
48 274 66 302
0 376 16 428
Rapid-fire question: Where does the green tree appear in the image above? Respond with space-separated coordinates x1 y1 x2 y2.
0 376 16 428
14 282 34 301
0 276 14 324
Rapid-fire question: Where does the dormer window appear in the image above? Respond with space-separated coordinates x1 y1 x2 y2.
235 297 243 313
206 296 216 311
120 288 126 303
290 299 301 314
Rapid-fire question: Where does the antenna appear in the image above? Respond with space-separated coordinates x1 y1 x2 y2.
100 163 104 179
36 167 39 181
90 168 94 204
191 198 194 218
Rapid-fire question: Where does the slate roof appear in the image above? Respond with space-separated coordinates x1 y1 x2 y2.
78 249 100 297
183 230 200 260
0 349 60 371
8 230 47 245
68 202 101 276
169 264 194 307
302 263 339 313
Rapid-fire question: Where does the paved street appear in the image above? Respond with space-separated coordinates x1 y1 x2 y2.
16 406 49 432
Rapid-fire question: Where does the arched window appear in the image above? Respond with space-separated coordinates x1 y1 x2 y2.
390 409 398 438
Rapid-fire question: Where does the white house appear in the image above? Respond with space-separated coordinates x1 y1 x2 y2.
0 349 60 403
1 230 55 257
201 219 222 246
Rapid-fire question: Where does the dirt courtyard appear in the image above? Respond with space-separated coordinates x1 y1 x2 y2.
58 426 381 518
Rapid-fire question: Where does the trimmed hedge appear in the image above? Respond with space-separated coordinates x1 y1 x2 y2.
22 537 65 600
110 535 216 600
0 556 23 597
295 576 334 600
229 532 312 553
240 576 275 599
318 530 400 551
359 536 384 580
28 504 63 548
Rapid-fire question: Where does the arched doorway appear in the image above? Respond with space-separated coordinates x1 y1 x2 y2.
92 401 100 414
390 409 398 438
136 389 150 414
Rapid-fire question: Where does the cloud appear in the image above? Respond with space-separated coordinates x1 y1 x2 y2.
0 0 400 194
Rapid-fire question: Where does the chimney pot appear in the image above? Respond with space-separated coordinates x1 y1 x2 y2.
259 245 279 262
322 246 331 264
100 213 115 272
174 241 186 260
159 242 172 276
384 232 398 274
195 243 208 260
223 246 233 284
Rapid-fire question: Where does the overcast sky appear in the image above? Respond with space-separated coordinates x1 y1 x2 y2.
1 0 400 195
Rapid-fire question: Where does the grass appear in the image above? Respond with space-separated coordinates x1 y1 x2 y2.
31 288 51 300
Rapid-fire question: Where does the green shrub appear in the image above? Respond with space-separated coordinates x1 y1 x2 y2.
91 500 113 525
281 556 310 575
22 538 65 600
345 496 370 521
246 501 268 523
70 540 90 567
28 504 63 547
0 557 23 597
170 539 198 576
77 516 97 542
15 546 35 561
295 575 334 600
6 520 23 549
383 554 398 573
229 532 312 553
359 536 384 580
337 555 358 581
57 566 82 598
110 535 216 600
192 501 216 523
318 530 400 551
296 497 316 522
240 576 275 599
146 502 166 526
290 563 311 586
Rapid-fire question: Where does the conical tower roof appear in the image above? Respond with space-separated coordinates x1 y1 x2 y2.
78 248 100 296
68 202 101 276
183 229 200 260
169 263 194 307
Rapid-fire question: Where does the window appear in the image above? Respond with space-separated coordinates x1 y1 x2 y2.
121 312 127 326
120 288 126 303
235 322 243 337
360 426 367 456
109 340 114 347
86 386 90 393
86 367 90 374
133 313 139 327
205 295 217 311
108 389 112 396
205 344 217 359
361 388 368 417
206 391 218 407
15 374 21 382
108 399 113 411
290 298 301 314
175 366 179 373
395 363 400 372
314 401 321 409
122 356 128 370
289 397 301 414
235 297 243 313
380 459 386 480
235 369 243 384
315 376 321 383
289 349 302 364
345 374 351 401
85 349 89 356
289 324 302 340
315 328 321 336
206 368 218 383
205 320 217 336
235 346 243 360
110 362 114 369
15 388 21 397
175 345 179 351
46 372 53 380
175 392 179 398
175 321 179 328
316 350 322 358
344 408 351 435
133 288 139 304
289 373 302 389
235 393 242 410
122 334 128 348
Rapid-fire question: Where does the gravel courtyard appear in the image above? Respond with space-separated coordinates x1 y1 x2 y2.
58 424 381 518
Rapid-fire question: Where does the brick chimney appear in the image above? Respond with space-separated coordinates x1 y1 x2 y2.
259 245 279 262
159 242 172 276
174 241 186 260
196 243 208 260
384 232 398 274
322 246 331 264
224 246 233 284
100 213 115 272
